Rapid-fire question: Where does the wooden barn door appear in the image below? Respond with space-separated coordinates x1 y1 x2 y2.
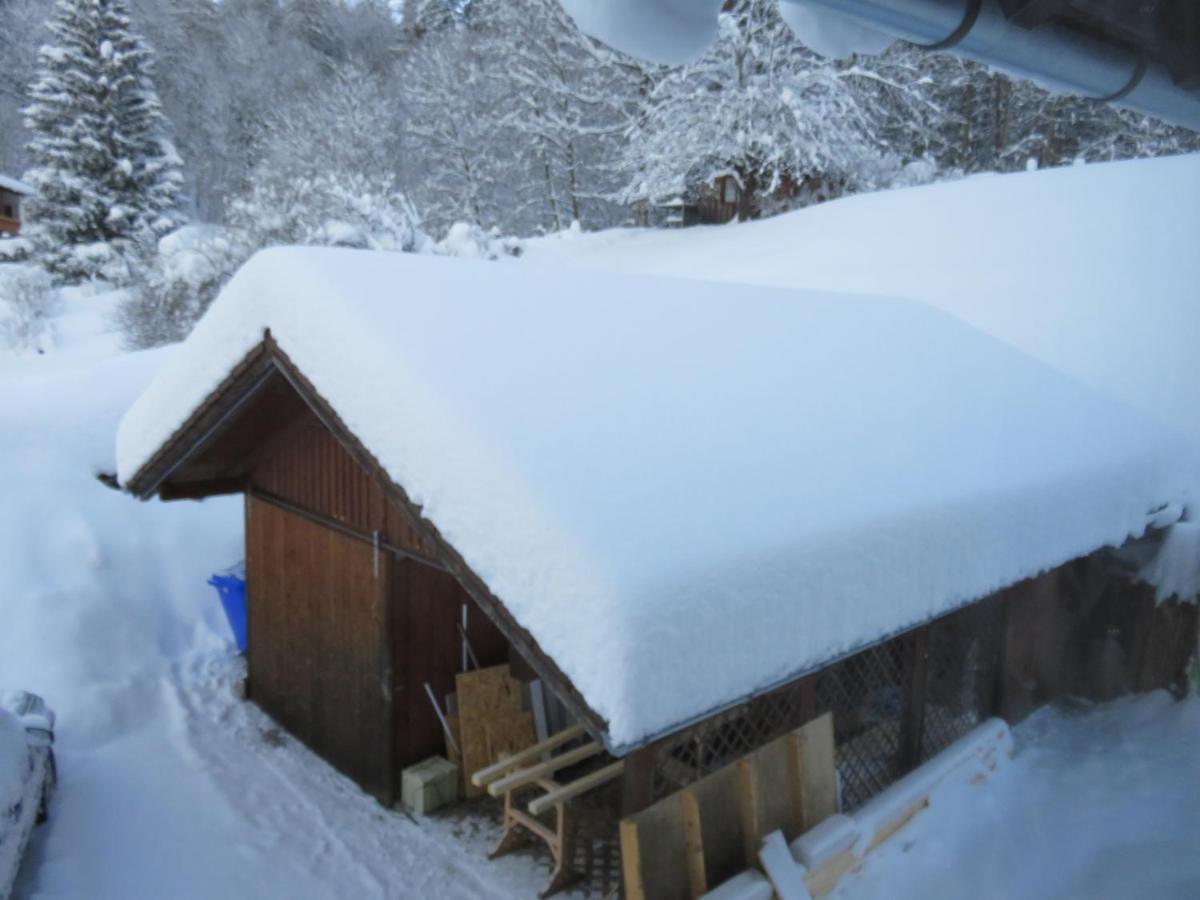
391 559 508 772
245 495 392 800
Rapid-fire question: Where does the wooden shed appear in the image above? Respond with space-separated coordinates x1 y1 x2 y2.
118 248 1198 833
120 336 601 802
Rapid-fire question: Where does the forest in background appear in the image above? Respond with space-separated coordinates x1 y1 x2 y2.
4 0 1197 236
1 0 1197 351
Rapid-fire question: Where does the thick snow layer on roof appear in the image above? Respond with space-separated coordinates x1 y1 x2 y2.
526 154 1200 450
117 249 1196 750
0 174 32 195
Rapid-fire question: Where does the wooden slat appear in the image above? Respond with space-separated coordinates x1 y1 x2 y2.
487 741 602 796
797 713 837 830
804 847 857 898
620 819 647 900
734 758 760 869
527 760 625 815
680 788 707 898
471 723 586 786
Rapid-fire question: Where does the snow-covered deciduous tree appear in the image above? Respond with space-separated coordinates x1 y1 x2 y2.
116 223 245 349
229 70 426 253
22 0 183 283
0 0 50 174
620 0 885 220
403 25 508 232
0 263 59 352
471 0 644 232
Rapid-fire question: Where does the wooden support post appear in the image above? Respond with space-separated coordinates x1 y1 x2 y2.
900 625 931 772
622 741 658 816
786 733 805 834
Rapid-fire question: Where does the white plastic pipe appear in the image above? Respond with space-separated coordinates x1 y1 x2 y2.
785 0 1200 130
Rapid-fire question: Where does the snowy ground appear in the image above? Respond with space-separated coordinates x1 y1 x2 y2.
1 246 1197 898
838 692 1200 900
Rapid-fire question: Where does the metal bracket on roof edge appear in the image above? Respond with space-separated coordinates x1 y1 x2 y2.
918 0 983 51
1091 57 1148 103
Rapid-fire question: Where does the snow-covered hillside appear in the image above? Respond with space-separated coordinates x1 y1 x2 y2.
526 153 1200 447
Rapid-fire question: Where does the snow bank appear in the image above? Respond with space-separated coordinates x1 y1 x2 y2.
0 709 26 814
835 692 1200 899
0 350 241 751
117 248 1197 749
525 153 1200 451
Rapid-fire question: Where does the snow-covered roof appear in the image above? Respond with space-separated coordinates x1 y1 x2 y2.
117 248 1196 751
527 153 1200 451
0 174 32 195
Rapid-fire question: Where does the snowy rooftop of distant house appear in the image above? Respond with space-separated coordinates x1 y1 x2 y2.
117 248 1197 751
526 153 1200 450
0 174 32 195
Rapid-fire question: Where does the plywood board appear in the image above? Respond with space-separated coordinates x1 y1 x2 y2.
797 712 837 830
456 665 525 798
485 712 536 765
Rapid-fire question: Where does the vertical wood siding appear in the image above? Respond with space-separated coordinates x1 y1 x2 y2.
391 559 510 767
254 412 438 558
246 494 391 799
247 404 511 794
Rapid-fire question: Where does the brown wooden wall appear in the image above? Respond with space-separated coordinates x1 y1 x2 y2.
245 494 391 798
245 405 510 800
253 411 438 558
392 559 509 766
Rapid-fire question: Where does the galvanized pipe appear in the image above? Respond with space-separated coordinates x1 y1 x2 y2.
784 0 1200 130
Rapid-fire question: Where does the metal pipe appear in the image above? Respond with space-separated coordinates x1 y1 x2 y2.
784 0 1200 131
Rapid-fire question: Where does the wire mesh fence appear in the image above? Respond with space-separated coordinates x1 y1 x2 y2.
647 596 1005 811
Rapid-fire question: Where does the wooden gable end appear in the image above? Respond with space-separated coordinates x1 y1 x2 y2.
125 335 611 755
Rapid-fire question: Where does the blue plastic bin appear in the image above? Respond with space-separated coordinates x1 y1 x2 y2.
207 562 247 653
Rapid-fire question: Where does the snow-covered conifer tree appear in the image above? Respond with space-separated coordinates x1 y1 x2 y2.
23 0 183 282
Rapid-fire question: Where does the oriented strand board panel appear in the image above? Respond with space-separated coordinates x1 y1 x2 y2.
485 712 536 763
456 665 525 797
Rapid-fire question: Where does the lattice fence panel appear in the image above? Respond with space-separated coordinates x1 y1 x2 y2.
645 598 1006 814
815 637 910 810
921 600 1004 760
650 677 814 802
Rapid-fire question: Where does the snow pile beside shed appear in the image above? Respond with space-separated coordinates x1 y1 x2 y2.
117 249 1197 750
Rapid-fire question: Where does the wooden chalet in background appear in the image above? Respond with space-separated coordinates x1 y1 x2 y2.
0 174 31 236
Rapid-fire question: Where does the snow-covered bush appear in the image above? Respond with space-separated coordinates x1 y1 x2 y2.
0 264 59 353
436 222 523 260
229 173 430 254
0 236 31 264
116 224 247 350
